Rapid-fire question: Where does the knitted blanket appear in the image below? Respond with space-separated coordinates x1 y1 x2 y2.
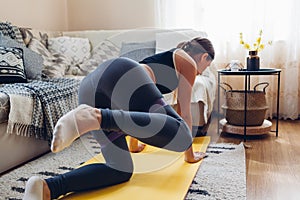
0 78 80 142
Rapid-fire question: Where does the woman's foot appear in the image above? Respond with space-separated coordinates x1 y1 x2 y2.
184 151 207 163
23 176 51 200
51 104 101 153
129 137 146 153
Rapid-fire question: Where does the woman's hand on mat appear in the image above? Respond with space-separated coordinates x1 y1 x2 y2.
184 146 206 163
129 137 146 153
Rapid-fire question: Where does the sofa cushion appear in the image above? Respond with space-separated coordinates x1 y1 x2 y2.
0 35 43 80
119 40 156 62
48 36 91 65
155 30 208 53
63 30 123 49
0 46 27 83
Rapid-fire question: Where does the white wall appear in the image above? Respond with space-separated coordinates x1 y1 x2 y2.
67 0 156 30
0 0 156 31
0 0 68 30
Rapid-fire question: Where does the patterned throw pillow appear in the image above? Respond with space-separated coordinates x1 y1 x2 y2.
75 39 120 76
0 46 27 83
0 21 24 44
0 35 43 80
48 36 91 65
28 38 69 78
19 27 34 46
92 39 120 62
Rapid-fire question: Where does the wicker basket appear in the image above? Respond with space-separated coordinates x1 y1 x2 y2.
220 82 269 126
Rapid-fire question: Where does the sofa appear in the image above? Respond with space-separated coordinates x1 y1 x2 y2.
0 24 216 174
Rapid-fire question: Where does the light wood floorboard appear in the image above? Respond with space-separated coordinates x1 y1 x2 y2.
206 113 300 200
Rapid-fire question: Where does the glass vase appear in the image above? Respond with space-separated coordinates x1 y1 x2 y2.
246 50 260 71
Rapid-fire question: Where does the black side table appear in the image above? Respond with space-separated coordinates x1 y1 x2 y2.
217 68 281 141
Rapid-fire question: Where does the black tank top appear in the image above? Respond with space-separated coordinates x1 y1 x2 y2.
139 48 179 94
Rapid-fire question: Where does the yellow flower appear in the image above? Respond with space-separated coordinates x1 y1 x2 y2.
259 44 265 49
244 43 250 49
240 30 271 52
256 37 261 44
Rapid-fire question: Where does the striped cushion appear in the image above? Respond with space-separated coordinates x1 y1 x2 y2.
0 21 24 44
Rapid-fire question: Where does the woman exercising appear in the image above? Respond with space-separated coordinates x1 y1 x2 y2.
23 37 215 200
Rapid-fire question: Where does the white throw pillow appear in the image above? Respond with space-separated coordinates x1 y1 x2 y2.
48 36 91 65
76 39 120 76
91 39 120 63
155 30 207 53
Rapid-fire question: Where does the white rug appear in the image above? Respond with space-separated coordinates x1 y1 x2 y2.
186 142 246 200
0 134 246 200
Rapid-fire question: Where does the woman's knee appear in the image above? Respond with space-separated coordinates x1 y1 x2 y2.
115 170 133 183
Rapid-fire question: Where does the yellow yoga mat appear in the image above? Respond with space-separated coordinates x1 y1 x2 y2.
61 136 210 200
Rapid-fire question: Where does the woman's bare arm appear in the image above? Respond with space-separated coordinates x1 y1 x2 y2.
175 50 206 163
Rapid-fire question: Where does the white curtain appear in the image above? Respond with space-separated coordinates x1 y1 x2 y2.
155 0 300 120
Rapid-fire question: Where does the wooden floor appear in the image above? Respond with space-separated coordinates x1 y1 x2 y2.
206 113 300 200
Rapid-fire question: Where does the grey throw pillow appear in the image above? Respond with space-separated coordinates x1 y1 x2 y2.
120 40 156 62
0 35 43 80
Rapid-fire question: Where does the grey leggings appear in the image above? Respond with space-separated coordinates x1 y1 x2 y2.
46 57 192 199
